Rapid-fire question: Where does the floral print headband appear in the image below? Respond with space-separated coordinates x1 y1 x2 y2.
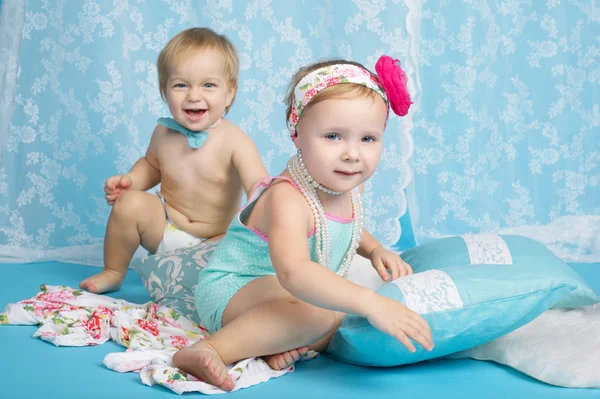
288 55 412 137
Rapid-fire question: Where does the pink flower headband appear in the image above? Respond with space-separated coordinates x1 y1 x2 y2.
288 55 412 137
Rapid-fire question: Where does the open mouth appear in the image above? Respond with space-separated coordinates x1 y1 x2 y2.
184 109 207 121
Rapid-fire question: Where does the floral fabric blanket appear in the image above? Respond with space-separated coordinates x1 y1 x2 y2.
0 284 298 395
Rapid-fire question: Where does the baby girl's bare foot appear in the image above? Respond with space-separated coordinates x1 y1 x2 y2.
263 346 309 370
79 269 125 294
173 343 234 391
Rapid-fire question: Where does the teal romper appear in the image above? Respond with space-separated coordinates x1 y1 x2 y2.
195 176 356 334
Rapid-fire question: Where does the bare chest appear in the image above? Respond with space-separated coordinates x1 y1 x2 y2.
156 133 231 186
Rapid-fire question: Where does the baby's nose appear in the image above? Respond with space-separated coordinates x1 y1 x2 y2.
187 88 203 101
342 147 360 162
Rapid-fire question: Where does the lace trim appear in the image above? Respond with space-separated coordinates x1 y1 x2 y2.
392 269 463 314
461 234 513 265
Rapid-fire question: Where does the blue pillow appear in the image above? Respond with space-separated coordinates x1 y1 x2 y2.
327 264 575 367
131 239 221 326
400 234 598 309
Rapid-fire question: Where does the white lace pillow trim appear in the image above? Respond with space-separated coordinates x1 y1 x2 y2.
392 270 463 314
461 234 513 265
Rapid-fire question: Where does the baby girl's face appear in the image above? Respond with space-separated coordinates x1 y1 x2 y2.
294 94 388 194
166 48 234 132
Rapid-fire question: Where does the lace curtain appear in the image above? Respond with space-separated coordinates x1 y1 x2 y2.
1 0 598 265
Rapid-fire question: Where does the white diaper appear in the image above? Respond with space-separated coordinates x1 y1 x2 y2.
155 193 206 254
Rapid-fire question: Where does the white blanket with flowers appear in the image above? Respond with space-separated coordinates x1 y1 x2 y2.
0 284 305 395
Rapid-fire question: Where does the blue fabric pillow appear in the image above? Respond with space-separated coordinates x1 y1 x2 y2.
327 264 575 367
326 234 598 367
400 234 598 309
131 240 221 326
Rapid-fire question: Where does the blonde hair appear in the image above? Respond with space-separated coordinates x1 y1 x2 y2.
284 59 380 127
157 27 239 114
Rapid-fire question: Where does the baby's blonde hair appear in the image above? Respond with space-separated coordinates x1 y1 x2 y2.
284 59 380 129
157 27 239 114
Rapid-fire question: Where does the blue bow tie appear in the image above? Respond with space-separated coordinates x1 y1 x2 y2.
157 117 209 149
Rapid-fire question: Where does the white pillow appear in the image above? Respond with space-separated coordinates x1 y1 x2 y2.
451 303 600 388
347 255 385 290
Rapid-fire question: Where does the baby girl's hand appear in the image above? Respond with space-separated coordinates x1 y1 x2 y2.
104 174 133 205
367 295 434 353
369 246 413 281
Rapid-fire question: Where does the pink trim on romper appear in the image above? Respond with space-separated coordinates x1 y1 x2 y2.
239 176 354 242
324 212 353 224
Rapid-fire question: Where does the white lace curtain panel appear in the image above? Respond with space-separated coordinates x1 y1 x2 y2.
0 0 598 265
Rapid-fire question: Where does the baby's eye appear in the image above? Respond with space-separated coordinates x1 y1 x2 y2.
173 83 187 88
204 83 216 88
362 136 376 143
326 133 340 141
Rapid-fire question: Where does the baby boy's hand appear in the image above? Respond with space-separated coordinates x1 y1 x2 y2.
369 246 413 282
104 174 133 205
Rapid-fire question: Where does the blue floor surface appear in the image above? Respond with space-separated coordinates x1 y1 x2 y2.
1 261 598 398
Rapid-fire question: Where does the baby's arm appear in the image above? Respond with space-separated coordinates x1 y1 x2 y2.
266 185 374 313
357 228 413 281
264 185 432 352
124 125 162 191
231 131 268 197
356 228 382 259
104 126 162 204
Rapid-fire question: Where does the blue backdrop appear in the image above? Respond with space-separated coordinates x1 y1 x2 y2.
1 0 598 265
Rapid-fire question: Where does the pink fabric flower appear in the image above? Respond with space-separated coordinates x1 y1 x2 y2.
121 326 130 343
303 88 319 105
95 305 114 316
33 302 62 316
137 319 160 336
147 303 160 319
161 316 182 329
375 55 412 116
169 335 189 349
37 290 76 303
83 315 104 339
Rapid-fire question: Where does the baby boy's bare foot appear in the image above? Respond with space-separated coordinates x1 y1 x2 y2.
79 269 125 294
173 342 234 391
263 346 309 370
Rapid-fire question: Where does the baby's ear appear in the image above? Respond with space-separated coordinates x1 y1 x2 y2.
226 87 236 107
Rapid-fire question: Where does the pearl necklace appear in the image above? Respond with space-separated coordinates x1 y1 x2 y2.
287 152 364 278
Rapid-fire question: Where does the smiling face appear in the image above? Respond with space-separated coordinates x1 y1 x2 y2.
294 93 388 194
165 48 235 132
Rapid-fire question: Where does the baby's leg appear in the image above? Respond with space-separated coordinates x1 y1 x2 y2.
80 191 165 293
173 276 340 388
263 311 345 370
223 276 343 370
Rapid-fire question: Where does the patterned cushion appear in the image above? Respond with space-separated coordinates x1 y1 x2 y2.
131 239 221 326
326 234 597 367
